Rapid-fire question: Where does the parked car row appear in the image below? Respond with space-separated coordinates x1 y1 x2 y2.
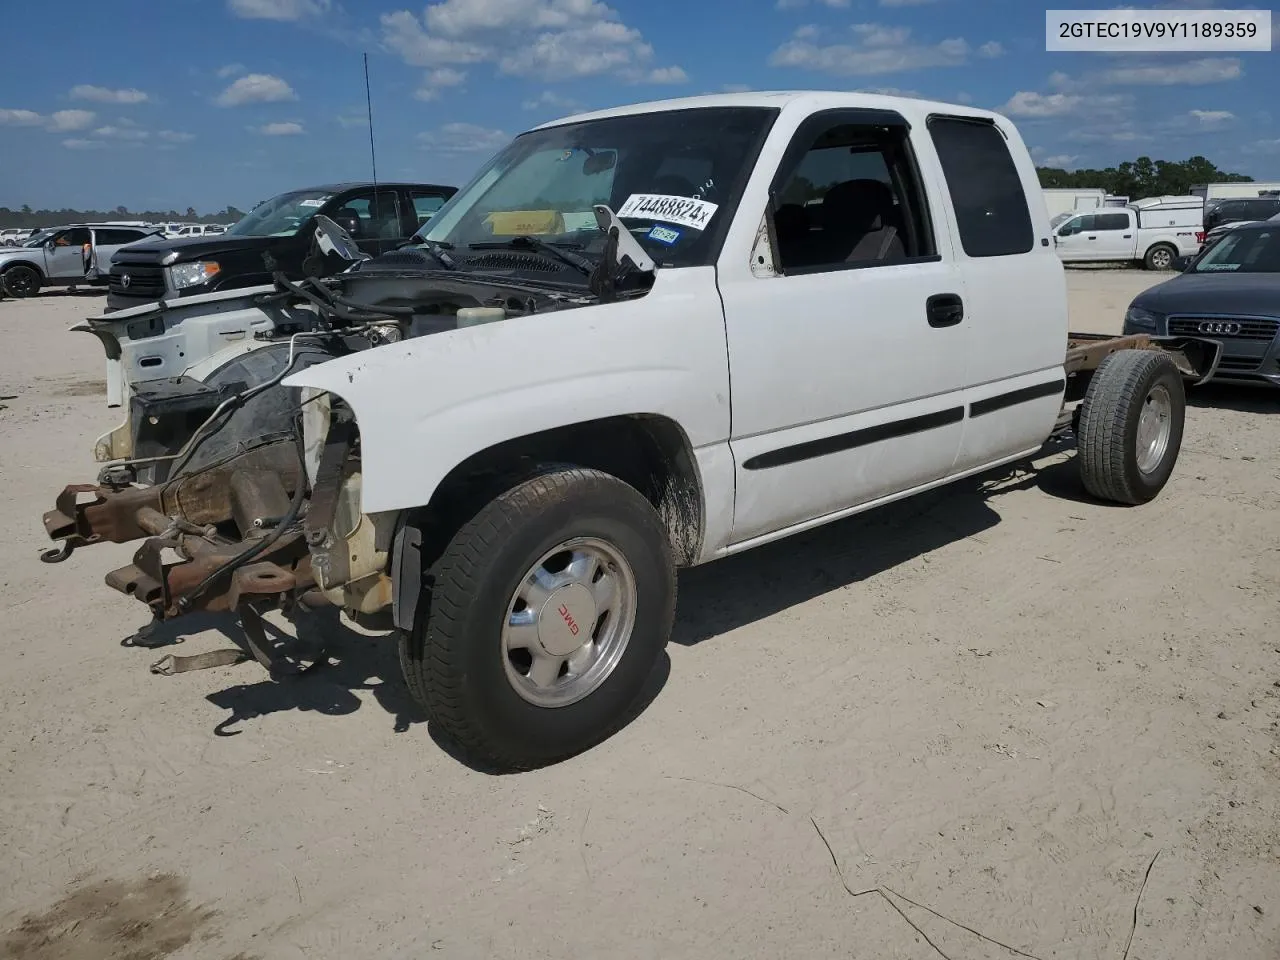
0 223 163 297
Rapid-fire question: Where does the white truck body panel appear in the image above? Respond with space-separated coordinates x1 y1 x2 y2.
285 91 1068 564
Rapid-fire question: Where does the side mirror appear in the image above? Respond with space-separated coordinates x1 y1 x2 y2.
1172 255 1192 272
312 214 371 264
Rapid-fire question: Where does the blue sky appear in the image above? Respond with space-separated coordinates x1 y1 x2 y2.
2 0 1277 213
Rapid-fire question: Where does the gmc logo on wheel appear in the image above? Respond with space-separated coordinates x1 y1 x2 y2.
558 604 580 637
1198 320 1241 335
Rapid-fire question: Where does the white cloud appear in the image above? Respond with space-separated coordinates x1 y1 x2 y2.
62 138 106 150
380 1 686 84
1188 109 1234 126
215 73 298 106
769 22 982 76
1000 91 1083 118
879 0 939 5
226 0 331 20
158 130 196 142
418 121 509 154
776 0 850 8
69 85 149 104
1040 154 1079 168
258 121 305 135
94 124 150 140
47 109 97 132
977 41 1004 59
0 108 44 126
217 63 246 78
521 90 584 111
415 66 467 100
1 107 98 132
1051 57 1241 91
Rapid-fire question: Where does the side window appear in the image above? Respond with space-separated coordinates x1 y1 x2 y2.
96 229 144 245
409 191 448 231
1095 213 1129 231
331 190 403 240
927 116 1034 258
54 227 91 247
770 119 935 273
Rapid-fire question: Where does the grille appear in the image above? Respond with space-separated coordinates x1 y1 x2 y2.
108 263 166 299
462 252 561 273
1168 316 1279 341
1216 356 1263 373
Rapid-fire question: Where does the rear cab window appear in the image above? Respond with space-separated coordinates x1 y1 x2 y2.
927 116 1034 258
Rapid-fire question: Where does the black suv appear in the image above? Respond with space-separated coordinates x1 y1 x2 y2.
106 181 455 312
1202 196 1280 235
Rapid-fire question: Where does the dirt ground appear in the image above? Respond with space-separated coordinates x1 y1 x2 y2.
1 269 1278 960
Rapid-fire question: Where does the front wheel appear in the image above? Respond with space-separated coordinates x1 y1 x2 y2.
1076 349 1185 505
400 467 676 770
2 265 41 298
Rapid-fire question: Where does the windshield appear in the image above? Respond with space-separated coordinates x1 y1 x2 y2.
23 230 55 246
1192 228 1280 273
418 107 777 272
226 189 334 238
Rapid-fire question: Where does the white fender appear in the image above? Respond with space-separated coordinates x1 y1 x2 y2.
283 267 733 518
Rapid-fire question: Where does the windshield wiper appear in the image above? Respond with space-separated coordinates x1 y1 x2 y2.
468 236 595 276
412 238 457 270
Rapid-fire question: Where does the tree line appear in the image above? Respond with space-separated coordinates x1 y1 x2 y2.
0 204 246 229
1035 155 1254 199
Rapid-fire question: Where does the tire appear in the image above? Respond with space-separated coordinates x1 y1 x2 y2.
1076 349 1185 505
1143 243 1176 271
400 467 676 770
2 265 41 298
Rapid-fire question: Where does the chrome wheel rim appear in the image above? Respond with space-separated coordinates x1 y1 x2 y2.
1151 248 1172 269
501 537 638 708
1135 383 1173 474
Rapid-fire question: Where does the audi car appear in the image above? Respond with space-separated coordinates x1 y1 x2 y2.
1122 220 1280 386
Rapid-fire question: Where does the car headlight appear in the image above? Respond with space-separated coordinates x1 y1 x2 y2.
168 261 221 290
1124 306 1161 332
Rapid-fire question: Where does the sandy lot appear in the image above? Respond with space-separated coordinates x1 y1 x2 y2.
1 269 1278 960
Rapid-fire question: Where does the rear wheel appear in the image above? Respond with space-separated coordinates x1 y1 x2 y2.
1076 349 1185 504
2 265 41 298
1143 243 1176 271
400 467 676 770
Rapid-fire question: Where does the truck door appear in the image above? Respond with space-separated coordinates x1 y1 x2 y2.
45 227 91 278
1053 213 1098 261
926 115 1068 476
1092 211 1135 260
715 108 970 545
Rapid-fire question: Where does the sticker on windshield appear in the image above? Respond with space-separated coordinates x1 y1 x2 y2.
647 224 681 246
298 198 328 208
617 194 719 231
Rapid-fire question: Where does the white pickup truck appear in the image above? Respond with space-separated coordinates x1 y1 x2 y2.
40 92 1220 770
1053 195 1203 270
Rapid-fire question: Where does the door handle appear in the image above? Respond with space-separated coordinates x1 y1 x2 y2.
926 293 964 328
1087 235 1097 240
1123 234 1132 238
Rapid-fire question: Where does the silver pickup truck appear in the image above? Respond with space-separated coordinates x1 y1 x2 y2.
0 224 160 297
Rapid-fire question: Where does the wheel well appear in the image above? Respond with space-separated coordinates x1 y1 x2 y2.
410 415 705 570
2 260 44 277
1145 242 1176 256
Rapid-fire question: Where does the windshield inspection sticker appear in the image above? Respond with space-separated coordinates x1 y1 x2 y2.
298 198 327 207
618 194 718 231
647 224 682 246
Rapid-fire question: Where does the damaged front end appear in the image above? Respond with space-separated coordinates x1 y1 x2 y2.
39 223 609 664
